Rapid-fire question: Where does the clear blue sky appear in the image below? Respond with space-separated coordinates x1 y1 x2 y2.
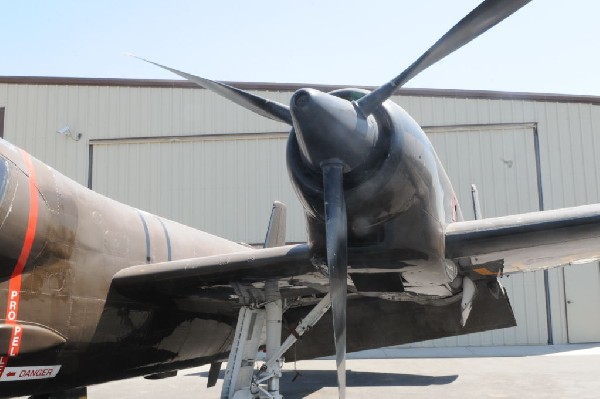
1 1 599 95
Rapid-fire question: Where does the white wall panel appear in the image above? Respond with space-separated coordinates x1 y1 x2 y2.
91 135 306 245
0 83 294 188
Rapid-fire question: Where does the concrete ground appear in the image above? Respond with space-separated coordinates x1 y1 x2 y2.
88 344 600 398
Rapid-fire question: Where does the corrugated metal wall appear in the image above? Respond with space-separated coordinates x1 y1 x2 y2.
91 135 305 244
1 80 599 346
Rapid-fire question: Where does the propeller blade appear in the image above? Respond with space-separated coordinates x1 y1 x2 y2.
131 55 293 125
356 0 532 116
322 161 348 399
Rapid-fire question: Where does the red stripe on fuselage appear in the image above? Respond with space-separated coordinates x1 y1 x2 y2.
1 150 39 376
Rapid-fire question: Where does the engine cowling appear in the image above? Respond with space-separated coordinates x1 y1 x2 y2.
286 88 460 290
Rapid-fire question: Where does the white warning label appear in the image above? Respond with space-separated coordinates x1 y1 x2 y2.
0 365 61 381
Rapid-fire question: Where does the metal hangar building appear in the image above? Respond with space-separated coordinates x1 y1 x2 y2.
0 76 599 349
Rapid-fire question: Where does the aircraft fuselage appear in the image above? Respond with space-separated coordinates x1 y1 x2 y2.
0 139 250 395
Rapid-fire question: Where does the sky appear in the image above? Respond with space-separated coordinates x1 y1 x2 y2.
1 0 599 96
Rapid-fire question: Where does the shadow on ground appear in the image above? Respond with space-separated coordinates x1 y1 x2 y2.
188 369 457 397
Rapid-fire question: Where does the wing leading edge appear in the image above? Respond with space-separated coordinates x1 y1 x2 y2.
446 204 600 275
114 204 600 297
113 244 316 297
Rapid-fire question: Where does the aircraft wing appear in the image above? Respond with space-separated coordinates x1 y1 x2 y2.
446 204 600 275
112 243 318 298
114 203 600 298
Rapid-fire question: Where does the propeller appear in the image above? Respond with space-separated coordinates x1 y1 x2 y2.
355 0 532 117
288 87 374 399
128 55 293 125
134 2 532 398
322 161 348 398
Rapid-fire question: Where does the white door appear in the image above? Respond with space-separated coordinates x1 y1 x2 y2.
564 262 600 343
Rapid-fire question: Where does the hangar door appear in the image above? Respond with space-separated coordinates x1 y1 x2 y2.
90 134 307 245
426 123 600 345
409 123 549 347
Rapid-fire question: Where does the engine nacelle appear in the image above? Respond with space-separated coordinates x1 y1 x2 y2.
286 89 460 289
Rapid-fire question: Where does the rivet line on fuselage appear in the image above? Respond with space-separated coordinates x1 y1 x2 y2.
157 217 172 261
137 211 152 263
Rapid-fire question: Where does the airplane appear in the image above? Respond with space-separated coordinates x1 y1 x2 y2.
2 0 600 398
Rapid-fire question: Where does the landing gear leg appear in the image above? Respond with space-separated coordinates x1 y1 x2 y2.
222 293 331 399
263 281 283 399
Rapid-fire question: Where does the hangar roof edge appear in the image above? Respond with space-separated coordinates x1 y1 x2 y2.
0 75 599 105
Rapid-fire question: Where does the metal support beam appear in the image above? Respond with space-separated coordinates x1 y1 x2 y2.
471 184 483 220
259 293 331 377
263 281 283 399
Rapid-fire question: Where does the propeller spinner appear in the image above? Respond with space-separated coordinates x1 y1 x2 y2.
134 1 532 397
